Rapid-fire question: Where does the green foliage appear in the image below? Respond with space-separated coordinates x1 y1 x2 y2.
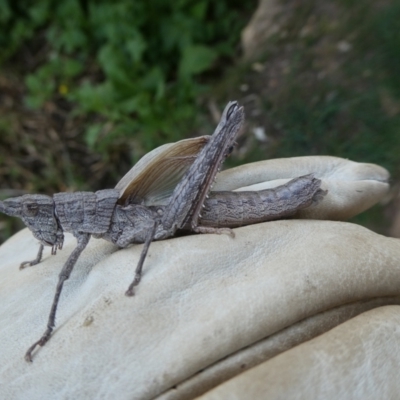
211 0 400 234
237 0 400 180
249 0 400 234
0 0 255 152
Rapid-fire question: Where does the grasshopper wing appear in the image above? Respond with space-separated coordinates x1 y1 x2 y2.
116 136 209 206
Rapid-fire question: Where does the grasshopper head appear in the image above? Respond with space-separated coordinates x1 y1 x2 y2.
0 194 63 248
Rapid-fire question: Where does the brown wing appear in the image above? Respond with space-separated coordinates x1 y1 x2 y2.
116 136 209 206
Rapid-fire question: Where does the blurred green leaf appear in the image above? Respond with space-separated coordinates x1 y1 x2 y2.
28 1 51 25
0 0 12 23
126 36 147 63
63 58 84 77
85 124 103 149
25 68 55 108
179 44 218 77
73 81 115 114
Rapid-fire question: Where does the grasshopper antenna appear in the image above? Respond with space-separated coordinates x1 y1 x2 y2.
25 233 91 362
125 220 159 296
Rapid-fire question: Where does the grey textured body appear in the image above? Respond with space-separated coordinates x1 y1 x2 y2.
0 101 326 361
94 175 324 245
199 174 323 228
54 190 120 235
94 204 159 247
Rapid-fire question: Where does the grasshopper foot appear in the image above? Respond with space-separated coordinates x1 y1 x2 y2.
20 259 40 270
125 273 141 297
24 327 53 362
20 244 44 270
25 341 39 362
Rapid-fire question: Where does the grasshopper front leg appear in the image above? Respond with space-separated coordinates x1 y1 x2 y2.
125 220 159 296
20 244 44 269
25 233 91 362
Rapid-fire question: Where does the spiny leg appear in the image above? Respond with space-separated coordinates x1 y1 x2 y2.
160 102 244 235
125 221 159 297
25 233 90 362
20 244 44 270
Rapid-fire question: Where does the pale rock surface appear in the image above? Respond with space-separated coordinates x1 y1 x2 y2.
0 156 398 400
198 306 400 400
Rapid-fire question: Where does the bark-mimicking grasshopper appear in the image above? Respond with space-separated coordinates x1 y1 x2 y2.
0 101 326 362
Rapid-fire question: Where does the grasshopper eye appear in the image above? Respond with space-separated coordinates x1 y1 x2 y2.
23 203 39 217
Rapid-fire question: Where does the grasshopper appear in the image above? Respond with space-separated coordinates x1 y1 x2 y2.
0 101 325 361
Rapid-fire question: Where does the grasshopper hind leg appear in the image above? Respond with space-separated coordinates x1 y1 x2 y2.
20 244 44 270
